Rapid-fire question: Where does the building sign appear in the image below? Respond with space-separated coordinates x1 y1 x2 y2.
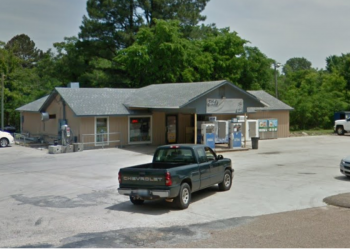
259 120 268 132
206 99 243 114
259 119 278 132
268 119 278 132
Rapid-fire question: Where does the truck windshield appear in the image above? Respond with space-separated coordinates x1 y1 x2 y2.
154 148 196 164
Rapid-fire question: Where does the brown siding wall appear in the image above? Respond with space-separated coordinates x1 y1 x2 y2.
22 112 42 135
78 116 128 147
65 106 80 142
20 96 93 144
45 97 61 136
152 112 166 145
109 116 128 146
79 117 95 144
248 111 290 138
216 114 236 121
178 114 192 143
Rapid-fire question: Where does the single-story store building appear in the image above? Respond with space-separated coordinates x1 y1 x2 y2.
16 80 293 148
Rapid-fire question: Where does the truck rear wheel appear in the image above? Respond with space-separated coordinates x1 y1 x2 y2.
218 170 232 191
130 196 144 205
174 183 191 209
337 126 345 135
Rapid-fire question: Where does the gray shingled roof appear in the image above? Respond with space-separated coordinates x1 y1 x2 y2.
16 95 49 112
247 90 294 111
52 88 138 116
124 80 254 108
18 83 292 116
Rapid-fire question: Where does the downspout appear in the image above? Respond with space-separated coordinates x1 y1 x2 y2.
194 113 197 144
62 99 66 122
20 111 23 133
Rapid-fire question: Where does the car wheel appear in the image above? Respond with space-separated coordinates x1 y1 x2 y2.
0 138 9 147
130 196 144 205
218 170 232 191
337 126 345 135
174 183 191 209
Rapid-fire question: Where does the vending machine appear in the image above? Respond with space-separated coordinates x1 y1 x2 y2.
229 122 242 149
201 124 215 149
214 120 229 143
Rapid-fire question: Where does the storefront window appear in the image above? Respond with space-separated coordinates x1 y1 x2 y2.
95 117 109 145
129 116 152 144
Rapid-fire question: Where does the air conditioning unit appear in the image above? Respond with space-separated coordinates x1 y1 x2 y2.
41 112 49 121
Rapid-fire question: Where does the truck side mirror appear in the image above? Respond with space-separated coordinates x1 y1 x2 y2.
217 155 223 160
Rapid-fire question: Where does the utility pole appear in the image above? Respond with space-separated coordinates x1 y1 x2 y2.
1 73 4 131
274 62 281 99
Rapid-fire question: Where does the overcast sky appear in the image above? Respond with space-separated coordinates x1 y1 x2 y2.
1 0 350 70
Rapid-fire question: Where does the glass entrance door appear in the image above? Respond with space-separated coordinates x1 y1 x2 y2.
166 115 177 144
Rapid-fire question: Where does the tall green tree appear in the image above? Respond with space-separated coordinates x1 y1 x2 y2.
282 57 312 75
238 46 274 91
115 19 199 87
200 27 247 84
5 34 44 68
115 20 247 87
78 0 210 59
138 0 209 26
0 35 61 128
325 53 350 109
78 0 142 60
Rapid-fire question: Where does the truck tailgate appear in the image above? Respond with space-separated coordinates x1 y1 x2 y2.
119 168 167 187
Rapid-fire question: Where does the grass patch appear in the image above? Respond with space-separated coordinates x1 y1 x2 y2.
290 129 334 137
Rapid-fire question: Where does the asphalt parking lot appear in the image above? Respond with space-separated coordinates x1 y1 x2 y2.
0 135 350 247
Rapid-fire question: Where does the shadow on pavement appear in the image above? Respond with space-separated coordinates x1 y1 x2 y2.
324 192 350 208
119 144 158 156
106 186 219 214
334 176 350 182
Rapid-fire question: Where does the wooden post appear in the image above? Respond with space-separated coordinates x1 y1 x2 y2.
194 113 197 144
1 73 4 131
244 113 247 148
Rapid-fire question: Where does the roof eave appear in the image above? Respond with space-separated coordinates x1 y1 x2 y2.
126 105 180 109
179 80 228 108
39 89 59 113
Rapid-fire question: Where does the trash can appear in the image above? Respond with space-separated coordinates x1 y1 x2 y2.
251 137 259 149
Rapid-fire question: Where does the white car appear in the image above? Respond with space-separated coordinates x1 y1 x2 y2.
0 130 15 147
340 156 350 178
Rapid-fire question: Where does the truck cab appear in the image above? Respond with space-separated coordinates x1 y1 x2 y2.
334 117 350 135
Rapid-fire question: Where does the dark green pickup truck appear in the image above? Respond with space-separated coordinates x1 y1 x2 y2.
118 144 233 209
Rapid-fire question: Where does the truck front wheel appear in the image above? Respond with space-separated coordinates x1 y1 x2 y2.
218 170 232 191
130 196 144 205
337 126 345 135
174 183 191 209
